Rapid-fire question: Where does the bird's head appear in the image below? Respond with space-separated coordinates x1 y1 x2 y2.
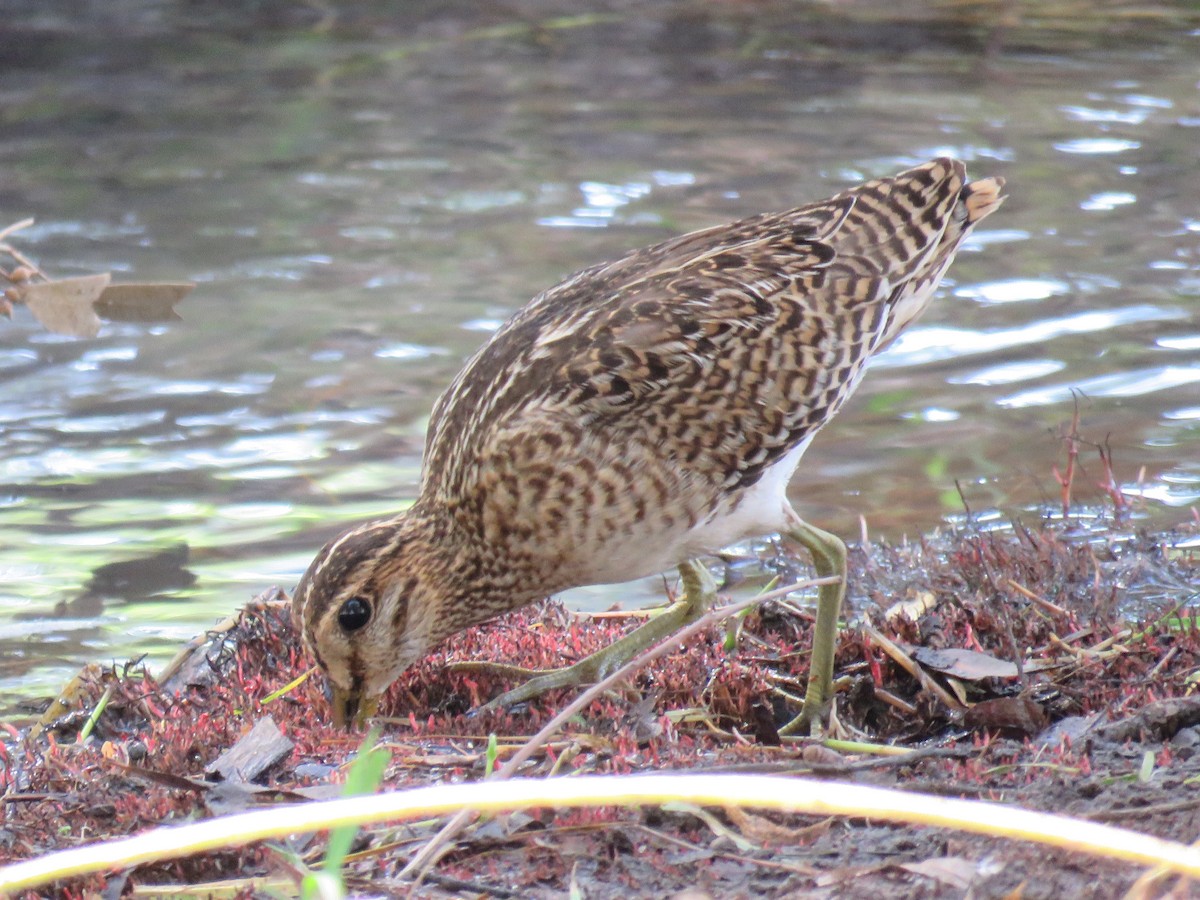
291 515 444 728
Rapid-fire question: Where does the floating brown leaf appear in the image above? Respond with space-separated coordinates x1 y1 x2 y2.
22 272 110 338
95 281 194 323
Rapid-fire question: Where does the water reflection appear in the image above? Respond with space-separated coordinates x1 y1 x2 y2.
875 305 1186 369
952 360 1067 386
955 278 1071 304
1081 191 1137 211
1054 138 1142 154
1 1 1198 709
1001 365 1200 408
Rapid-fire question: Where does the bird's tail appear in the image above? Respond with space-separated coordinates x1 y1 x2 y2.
871 161 1006 349
920 169 1006 288
962 173 1007 226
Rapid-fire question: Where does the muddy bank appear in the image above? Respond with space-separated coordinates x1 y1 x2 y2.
2 511 1198 898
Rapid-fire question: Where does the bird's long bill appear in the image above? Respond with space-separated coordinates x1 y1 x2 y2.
330 685 380 729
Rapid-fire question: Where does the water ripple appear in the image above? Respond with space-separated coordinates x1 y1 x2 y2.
1061 105 1150 125
950 360 1066 386
375 342 448 361
1053 138 1141 154
1000 365 1200 409
55 411 167 434
1081 192 1137 211
1124 473 1200 508
538 178 655 228
878 305 1184 368
1157 335 1200 351
956 278 1070 304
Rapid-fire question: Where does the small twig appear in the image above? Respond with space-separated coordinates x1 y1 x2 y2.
1144 646 1179 683
0 218 34 244
861 624 966 713
580 609 655 620
8 773 1200 891
76 684 115 745
260 667 315 705
1086 795 1200 822
381 867 522 898
1052 393 1084 518
0 242 46 282
1006 579 1069 617
398 575 837 883
1000 616 1027 688
627 821 818 875
872 688 918 716
808 745 973 775
954 479 974 524
1095 436 1129 518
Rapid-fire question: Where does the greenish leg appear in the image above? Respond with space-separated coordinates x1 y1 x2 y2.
779 512 847 736
453 559 719 712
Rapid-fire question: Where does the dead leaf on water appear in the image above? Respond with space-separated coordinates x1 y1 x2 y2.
95 281 194 323
22 272 110 338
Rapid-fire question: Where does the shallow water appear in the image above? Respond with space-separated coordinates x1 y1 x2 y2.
1 1 1198 709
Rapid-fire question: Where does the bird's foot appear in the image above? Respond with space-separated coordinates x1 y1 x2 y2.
778 511 848 737
452 649 623 714
451 559 720 714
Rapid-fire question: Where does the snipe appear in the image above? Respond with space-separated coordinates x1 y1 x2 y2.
293 158 1006 733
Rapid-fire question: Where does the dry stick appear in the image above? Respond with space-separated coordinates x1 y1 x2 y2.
397 575 838 882
0 217 46 288
6 774 1200 892
0 243 45 282
861 623 965 713
1006 578 1069 617
0 218 34 243
1053 392 1084 518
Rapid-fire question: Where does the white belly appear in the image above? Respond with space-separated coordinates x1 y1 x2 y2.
677 436 811 559
578 436 813 588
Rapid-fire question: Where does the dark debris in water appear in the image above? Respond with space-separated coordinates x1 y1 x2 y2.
2 513 1199 898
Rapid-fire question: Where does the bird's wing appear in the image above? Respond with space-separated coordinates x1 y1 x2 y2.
424 159 1000 502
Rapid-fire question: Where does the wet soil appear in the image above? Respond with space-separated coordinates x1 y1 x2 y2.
2 512 1199 898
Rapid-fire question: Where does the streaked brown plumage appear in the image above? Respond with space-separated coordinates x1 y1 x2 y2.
293 158 1006 730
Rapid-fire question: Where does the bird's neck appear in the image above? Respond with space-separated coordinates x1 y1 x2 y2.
402 498 553 639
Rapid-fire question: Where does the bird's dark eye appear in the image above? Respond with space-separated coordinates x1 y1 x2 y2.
338 596 372 633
